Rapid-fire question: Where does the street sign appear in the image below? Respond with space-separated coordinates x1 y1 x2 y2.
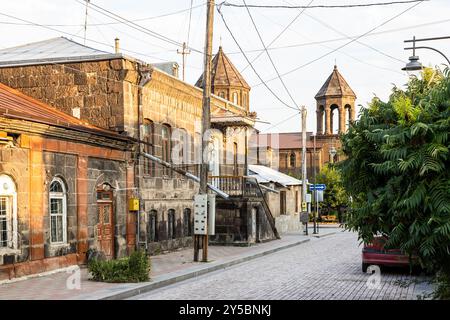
309 184 326 191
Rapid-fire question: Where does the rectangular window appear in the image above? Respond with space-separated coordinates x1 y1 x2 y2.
0 197 9 248
280 191 287 215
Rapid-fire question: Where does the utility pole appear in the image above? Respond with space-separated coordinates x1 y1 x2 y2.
313 134 317 234
177 42 191 82
301 106 308 235
195 0 214 262
83 0 90 45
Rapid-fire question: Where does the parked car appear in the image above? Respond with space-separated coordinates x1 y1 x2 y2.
362 236 419 272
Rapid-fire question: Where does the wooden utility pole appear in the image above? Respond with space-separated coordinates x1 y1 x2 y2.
195 0 215 262
177 42 191 81
301 106 308 234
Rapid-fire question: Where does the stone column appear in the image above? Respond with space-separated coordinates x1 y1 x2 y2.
339 106 346 134
350 105 355 122
316 109 323 134
325 106 331 135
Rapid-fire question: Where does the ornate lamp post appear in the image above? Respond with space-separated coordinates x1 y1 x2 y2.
402 36 450 74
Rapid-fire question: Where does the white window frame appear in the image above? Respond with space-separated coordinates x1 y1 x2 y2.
49 177 67 244
0 174 17 252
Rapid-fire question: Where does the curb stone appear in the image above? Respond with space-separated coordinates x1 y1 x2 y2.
95 238 311 300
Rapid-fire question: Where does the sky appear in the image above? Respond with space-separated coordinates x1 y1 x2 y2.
1 0 450 133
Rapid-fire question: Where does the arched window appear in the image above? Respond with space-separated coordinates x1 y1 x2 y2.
0 174 17 249
162 124 171 177
49 177 67 244
289 153 296 168
183 208 192 237
148 210 158 242
242 92 247 108
143 119 154 176
232 92 239 105
167 209 176 239
218 91 226 99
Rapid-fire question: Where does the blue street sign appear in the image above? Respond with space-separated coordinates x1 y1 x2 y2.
309 184 326 191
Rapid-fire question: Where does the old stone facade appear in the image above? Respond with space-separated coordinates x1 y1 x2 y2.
0 83 133 280
0 37 276 253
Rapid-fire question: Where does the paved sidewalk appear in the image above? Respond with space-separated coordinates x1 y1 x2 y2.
0 229 336 300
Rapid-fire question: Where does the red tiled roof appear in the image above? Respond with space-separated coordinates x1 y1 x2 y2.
0 82 129 141
255 132 323 149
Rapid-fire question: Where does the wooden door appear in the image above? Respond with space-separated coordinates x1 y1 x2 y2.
97 198 114 259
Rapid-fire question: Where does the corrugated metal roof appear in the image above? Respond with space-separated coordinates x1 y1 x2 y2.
249 164 303 187
0 37 124 67
0 82 129 141
255 132 323 149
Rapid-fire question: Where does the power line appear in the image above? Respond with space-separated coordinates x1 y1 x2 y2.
0 2 206 27
217 5 298 111
74 0 204 54
221 0 427 9
225 18 450 55
242 0 299 109
240 0 314 73
250 6 405 75
252 0 425 87
301 10 405 64
0 11 173 63
260 110 301 133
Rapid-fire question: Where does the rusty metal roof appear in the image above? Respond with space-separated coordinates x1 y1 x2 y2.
195 46 250 90
315 65 356 99
256 132 323 149
0 82 130 141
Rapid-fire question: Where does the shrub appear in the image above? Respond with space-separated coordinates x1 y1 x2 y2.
88 250 150 283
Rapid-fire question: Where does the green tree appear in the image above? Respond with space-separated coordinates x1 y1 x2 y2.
316 165 350 220
338 67 450 279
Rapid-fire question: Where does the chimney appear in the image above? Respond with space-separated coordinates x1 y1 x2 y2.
114 38 120 54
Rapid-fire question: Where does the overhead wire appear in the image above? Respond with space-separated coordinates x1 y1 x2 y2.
225 18 450 56
220 0 428 9
73 0 204 54
240 0 315 73
242 0 299 109
217 5 299 111
0 11 173 62
252 0 426 87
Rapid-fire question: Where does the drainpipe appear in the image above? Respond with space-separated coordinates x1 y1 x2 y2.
135 64 152 252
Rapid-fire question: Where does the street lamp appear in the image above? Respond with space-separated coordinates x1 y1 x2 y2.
329 146 337 164
402 35 450 73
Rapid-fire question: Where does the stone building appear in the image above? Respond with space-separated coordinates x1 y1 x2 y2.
254 65 356 180
0 83 134 280
248 165 302 234
0 37 278 252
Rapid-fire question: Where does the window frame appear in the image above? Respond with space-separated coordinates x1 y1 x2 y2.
183 208 192 237
161 124 172 177
49 177 67 244
143 119 155 177
0 174 17 251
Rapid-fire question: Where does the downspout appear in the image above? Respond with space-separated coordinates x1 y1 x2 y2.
135 64 152 252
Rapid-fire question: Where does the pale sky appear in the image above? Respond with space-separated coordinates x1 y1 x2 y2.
1 0 450 133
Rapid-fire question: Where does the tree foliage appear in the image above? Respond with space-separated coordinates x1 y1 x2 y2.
316 165 349 214
338 67 450 273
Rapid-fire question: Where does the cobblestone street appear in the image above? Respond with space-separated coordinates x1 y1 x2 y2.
133 231 434 300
